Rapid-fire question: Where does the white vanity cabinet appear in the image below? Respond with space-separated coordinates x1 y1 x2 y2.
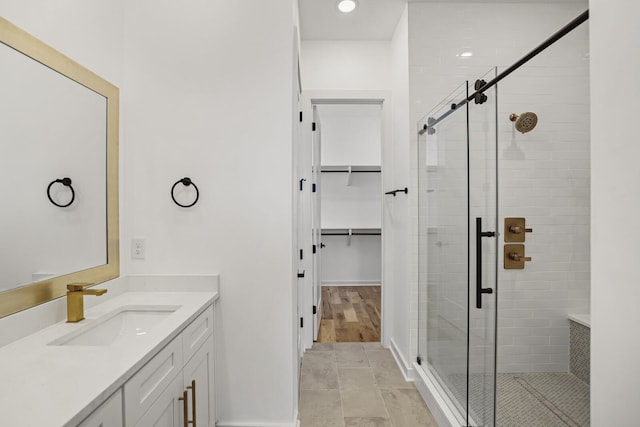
132 335 215 427
78 390 124 427
76 304 215 427
125 305 215 427
0 287 219 427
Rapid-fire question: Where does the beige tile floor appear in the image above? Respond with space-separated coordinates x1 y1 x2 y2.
299 342 439 427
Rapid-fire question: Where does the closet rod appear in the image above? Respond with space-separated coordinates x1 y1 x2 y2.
321 170 381 173
321 232 381 236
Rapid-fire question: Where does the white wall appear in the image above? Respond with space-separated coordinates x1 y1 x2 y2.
321 235 382 284
317 104 382 166
0 1 124 85
317 108 383 285
300 24 414 371
122 1 298 424
2 1 299 424
389 5 413 373
321 173 381 229
301 40 391 90
300 40 394 334
409 1 590 373
590 0 640 423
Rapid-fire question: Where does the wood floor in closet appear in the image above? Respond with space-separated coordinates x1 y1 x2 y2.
317 286 381 343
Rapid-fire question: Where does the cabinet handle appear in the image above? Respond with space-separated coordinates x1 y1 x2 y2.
178 390 189 427
188 379 197 426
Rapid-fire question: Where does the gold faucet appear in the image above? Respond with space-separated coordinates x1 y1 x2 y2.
66 283 107 323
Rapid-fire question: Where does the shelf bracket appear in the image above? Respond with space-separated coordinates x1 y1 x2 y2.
347 228 352 246
345 165 353 186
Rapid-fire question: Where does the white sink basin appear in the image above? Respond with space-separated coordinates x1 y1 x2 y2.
49 305 180 346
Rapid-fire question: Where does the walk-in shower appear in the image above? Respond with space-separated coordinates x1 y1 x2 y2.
415 9 590 427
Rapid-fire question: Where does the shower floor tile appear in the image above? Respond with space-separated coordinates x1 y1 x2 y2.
497 372 590 427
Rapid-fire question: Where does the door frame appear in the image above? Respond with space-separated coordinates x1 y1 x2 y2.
300 90 392 350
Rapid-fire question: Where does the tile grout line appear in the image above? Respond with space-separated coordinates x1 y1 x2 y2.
334 348 347 427
365 344 395 426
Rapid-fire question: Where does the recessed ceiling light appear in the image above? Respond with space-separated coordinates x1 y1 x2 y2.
337 0 358 14
457 51 473 57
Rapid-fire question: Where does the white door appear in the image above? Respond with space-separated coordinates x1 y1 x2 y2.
311 105 323 340
294 59 306 360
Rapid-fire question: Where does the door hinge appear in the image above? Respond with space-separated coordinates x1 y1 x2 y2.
312 183 316 192
417 356 422 365
312 122 316 131
299 111 303 122
312 305 317 315
312 244 316 254
300 317 304 328
300 249 304 260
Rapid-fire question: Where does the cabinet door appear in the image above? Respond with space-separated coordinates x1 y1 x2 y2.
78 389 123 427
124 337 183 426
134 374 183 427
182 306 213 364
183 335 215 427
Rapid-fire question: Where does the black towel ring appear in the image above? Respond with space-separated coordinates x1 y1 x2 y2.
171 177 199 208
47 177 75 208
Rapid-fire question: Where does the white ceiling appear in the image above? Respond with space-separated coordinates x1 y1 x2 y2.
298 0 588 41
298 0 406 41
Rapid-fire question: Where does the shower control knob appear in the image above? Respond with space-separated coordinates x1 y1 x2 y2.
504 218 532 242
509 225 533 234
509 253 532 262
504 244 531 270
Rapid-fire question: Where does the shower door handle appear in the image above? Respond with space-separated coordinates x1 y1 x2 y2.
476 217 495 309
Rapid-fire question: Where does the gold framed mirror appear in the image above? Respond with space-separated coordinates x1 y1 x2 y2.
0 17 119 318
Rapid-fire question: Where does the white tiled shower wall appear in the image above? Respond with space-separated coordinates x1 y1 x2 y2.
409 2 590 373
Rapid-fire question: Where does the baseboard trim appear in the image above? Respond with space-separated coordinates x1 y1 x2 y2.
216 409 299 427
216 420 298 427
388 338 414 382
321 281 381 286
413 362 464 427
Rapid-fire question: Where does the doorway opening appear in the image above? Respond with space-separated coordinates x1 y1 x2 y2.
312 102 383 344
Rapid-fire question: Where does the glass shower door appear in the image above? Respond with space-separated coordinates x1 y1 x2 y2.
418 73 498 426
418 82 471 423
468 69 499 426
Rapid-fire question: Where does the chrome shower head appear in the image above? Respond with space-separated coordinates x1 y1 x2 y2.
509 112 538 134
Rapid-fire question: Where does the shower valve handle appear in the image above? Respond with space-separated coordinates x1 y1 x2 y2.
509 225 533 234
509 253 532 262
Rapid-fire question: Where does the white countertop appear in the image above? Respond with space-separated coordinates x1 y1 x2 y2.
0 290 218 427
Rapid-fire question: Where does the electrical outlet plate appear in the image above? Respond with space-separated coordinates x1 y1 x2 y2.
131 238 145 260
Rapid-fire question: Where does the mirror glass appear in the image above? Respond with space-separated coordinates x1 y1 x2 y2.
0 42 107 290
0 18 119 317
